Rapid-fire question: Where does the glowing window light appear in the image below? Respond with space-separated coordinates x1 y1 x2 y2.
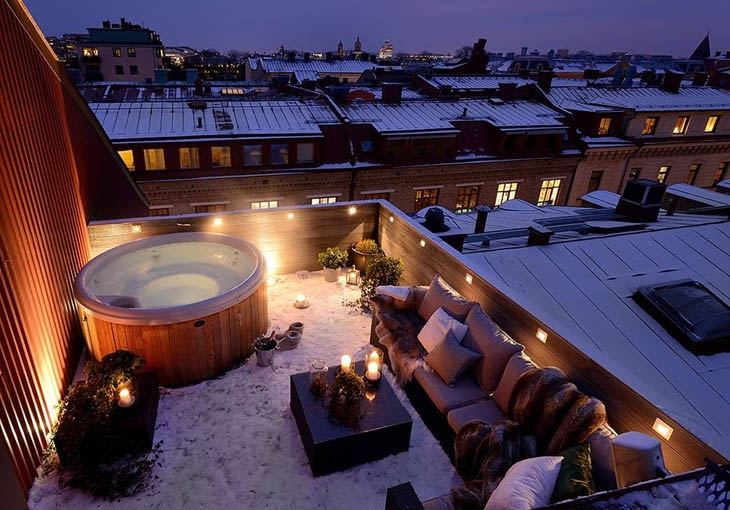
536 328 548 343
420 239 426 247
131 223 142 233
348 206 357 215
465 273 473 284
652 418 673 440
213 217 223 227
287 212 294 219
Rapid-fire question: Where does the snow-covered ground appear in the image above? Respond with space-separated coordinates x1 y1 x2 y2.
29 271 461 509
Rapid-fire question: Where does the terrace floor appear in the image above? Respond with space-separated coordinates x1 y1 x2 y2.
29 271 460 509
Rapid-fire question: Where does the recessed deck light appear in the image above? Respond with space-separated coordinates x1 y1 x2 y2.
465 273 473 284
131 223 142 233
420 239 426 247
348 206 357 215
213 217 223 227
536 328 548 343
389 215 394 223
287 212 294 219
652 418 673 440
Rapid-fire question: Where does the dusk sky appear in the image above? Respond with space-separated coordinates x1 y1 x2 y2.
27 0 730 57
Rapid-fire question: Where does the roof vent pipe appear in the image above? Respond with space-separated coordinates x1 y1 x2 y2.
197 117 203 128
474 205 491 233
527 224 554 245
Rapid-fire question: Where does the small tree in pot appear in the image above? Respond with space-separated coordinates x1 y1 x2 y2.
349 239 381 272
357 255 404 311
318 247 348 282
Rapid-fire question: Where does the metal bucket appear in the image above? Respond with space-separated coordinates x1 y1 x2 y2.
254 337 277 367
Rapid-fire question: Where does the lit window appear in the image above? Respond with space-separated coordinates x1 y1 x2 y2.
113 47 121 57
672 116 689 135
127 47 136 57
211 146 231 167
414 188 439 211
129 65 138 75
587 170 603 192
656 166 670 184
713 162 729 186
82 47 98 57
179 147 199 169
642 117 658 135
115 65 124 75
455 186 480 214
495 182 519 206
149 207 170 216
685 164 700 185
597 117 612 135
310 196 337 205
194 203 227 213
296 143 314 163
242 145 262 166
270 144 289 165
143 148 165 170
362 192 390 200
537 179 562 206
251 200 279 209
117 150 135 171
705 115 719 133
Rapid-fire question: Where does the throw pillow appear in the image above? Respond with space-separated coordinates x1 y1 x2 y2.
425 330 482 385
417 274 474 322
485 456 564 510
492 351 538 413
551 443 595 503
462 304 524 393
417 307 469 353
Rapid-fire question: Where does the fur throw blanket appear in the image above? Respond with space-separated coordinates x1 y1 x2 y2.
370 288 427 386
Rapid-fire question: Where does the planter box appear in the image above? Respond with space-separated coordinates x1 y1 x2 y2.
323 267 340 282
349 247 377 273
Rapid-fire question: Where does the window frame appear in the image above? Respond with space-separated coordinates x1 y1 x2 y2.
143 148 165 171
113 47 122 57
117 150 135 171
657 165 670 184
310 196 337 205
686 164 700 185
642 117 658 136
587 170 604 193
597 117 612 136
243 144 263 166
495 182 519 206
250 200 279 210
672 116 690 135
413 188 440 211
127 47 136 58
537 179 562 206
129 65 138 75
114 65 124 75
178 147 200 169
211 146 232 168
713 162 729 186
296 143 315 163
455 185 480 214
270 143 289 165
705 115 719 133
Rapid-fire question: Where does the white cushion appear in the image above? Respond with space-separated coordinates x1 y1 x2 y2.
375 285 410 301
417 307 468 353
485 456 563 510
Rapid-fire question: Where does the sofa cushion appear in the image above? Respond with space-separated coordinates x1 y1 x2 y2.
486 456 564 510
447 399 508 433
418 274 475 322
462 304 524 393
492 352 538 414
414 367 487 414
588 424 617 490
418 307 469 353
551 443 595 503
425 330 482 385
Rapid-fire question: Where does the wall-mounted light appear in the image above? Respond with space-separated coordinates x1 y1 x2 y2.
131 223 142 233
213 217 223 227
420 239 426 247
652 418 673 440
465 273 473 284
389 215 394 223
536 328 548 343
287 212 294 219
348 206 357 215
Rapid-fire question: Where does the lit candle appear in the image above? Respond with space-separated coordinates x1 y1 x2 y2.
296 294 306 306
340 354 352 373
366 361 380 382
118 388 133 408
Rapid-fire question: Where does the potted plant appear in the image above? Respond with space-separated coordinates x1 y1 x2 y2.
357 255 404 311
349 239 380 272
318 247 348 282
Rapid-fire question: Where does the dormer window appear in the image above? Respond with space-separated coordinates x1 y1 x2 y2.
597 117 612 135
705 115 719 133
642 117 658 135
672 116 690 135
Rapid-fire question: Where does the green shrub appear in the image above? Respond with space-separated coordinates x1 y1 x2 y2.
317 247 348 269
357 255 404 311
354 239 379 255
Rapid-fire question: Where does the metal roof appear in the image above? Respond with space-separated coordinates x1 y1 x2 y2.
420 75 534 91
251 57 381 74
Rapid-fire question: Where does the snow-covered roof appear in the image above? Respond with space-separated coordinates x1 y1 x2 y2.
340 99 568 134
90 99 340 141
666 183 730 207
78 83 269 102
581 136 637 148
547 85 730 112
292 70 318 82
580 190 622 207
419 204 730 460
419 75 534 91
717 179 730 191
252 57 380 75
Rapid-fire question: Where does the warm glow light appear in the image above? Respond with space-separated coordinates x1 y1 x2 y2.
366 361 380 381
296 293 306 304
287 212 295 219
213 217 223 227
348 206 357 215
263 251 279 273
652 418 673 440
465 273 473 284
536 328 548 343
132 223 142 233
267 276 276 286
389 215 394 223
118 388 133 407
420 239 426 247
340 355 352 372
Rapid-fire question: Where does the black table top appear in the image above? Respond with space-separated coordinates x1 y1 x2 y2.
290 360 412 443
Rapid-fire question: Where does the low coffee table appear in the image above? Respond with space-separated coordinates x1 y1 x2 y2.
290 360 413 476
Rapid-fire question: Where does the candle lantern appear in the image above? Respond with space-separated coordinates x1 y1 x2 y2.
294 293 310 309
117 383 135 408
365 361 381 388
309 359 328 397
365 347 384 372
340 354 352 373
345 265 361 286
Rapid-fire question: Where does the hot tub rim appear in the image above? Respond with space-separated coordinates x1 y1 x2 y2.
74 232 267 326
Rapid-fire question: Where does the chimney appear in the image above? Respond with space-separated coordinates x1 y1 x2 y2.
303 52 310 61
640 69 656 83
382 83 403 103
521 46 528 56
360 52 370 61
469 38 488 73
194 77 203 96
498 82 517 100
661 71 682 93
196 117 203 129
583 69 601 80
715 51 722 57
692 72 708 86
474 206 491 234
615 179 666 222
102 20 111 29
537 70 554 91
287 51 296 61
726 51 730 58
326 51 333 61
527 224 553 245
518 69 530 79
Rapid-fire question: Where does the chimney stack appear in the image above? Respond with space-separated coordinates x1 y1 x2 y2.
527 224 554 246
382 83 403 103
692 72 708 86
303 52 310 61
287 51 296 61
469 38 488 73
537 70 554 91
661 71 683 93
474 205 491 234
583 69 601 80
615 179 666 222
326 52 333 61
521 46 528 56
498 82 517 100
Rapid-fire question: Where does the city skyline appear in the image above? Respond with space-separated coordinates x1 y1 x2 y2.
27 0 730 56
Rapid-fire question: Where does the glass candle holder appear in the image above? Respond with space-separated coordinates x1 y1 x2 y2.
309 359 328 397
365 347 384 373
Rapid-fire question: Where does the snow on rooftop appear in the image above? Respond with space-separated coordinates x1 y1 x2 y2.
420 75 534 91
666 183 730 207
253 57 381 74
340 99 568 134
90 99 340 141
580 190 622 208
718 179 730 191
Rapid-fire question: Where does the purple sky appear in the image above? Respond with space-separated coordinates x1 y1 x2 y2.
26 0 730 57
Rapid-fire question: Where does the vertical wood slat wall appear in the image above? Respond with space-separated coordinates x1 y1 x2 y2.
0 0 148 494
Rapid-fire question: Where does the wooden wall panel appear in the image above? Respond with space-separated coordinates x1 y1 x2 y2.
377 203 727 473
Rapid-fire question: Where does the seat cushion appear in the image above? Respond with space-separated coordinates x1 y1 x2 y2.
414 367 487 414
486 456 564 510
418 274 475 322
425 330 482 385
492 352 538 414
462 304 524 393
418 307 469 352
447 399 508 433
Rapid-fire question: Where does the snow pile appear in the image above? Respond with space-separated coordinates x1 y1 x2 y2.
29 271 460 509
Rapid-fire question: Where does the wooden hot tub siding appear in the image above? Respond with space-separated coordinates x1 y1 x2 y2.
78 284 268 386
